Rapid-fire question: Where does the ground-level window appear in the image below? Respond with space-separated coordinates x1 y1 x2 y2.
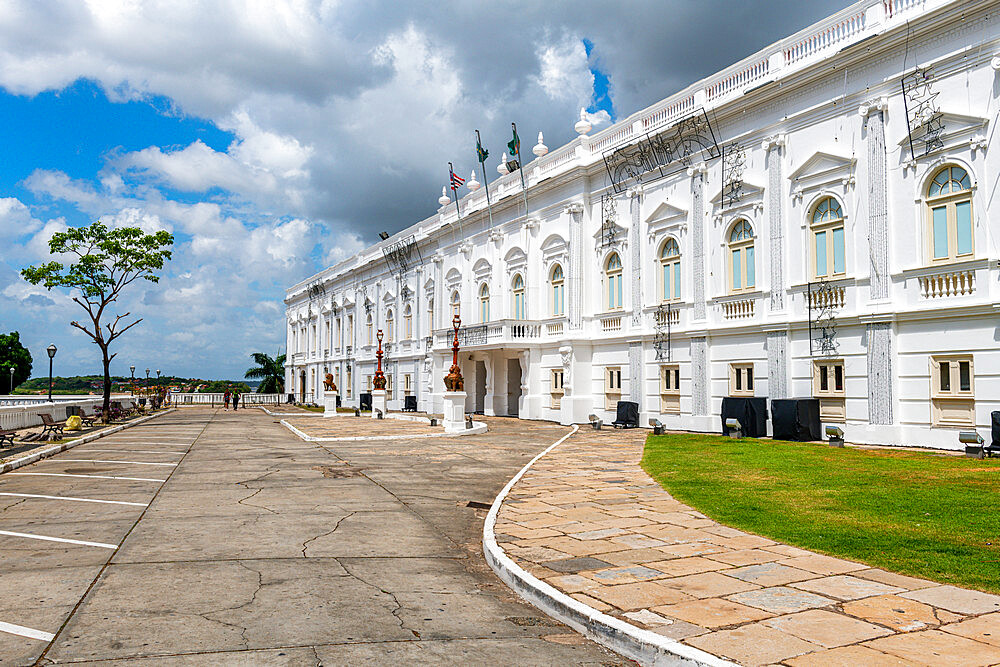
345 367 352 398
404 373 412 396
550 369 564 409
604 366 622 410
364 375 372 391
930 355 974 426
386 373 393 400
813 359 845 421
729 363 754 397
660 364 680 414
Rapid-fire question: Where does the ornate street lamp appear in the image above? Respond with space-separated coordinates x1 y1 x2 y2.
444 315 464 391
130 365 136 396
46 344 57 402
373 330 386 390
8 366 13 395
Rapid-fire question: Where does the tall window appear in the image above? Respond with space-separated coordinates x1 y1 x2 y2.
512 274 526 320
427 299 434 332
728 220 755 293
347 315 353 346
550 264 564 316
403 305 412 339
366 314 373 345
479 283 491 323
451 290 461 319
927 165 973 262
605 252 623 310
811 197 845 279
385 309 394 342
660 238 681 302
334 319 341 348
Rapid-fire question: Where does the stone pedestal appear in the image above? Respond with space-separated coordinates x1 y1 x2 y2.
323 391 339 417
442 391 467 432
371 389 387 419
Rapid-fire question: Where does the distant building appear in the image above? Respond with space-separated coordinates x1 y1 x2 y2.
285 0 998 449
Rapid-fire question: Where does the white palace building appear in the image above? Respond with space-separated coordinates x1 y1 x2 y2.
285 0 999 450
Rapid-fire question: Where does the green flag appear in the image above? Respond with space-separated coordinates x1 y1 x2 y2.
508 126 520 156
477 138 489 163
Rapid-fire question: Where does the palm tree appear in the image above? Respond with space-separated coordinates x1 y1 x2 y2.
244 352 286 394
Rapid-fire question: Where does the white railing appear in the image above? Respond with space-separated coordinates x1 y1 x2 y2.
807 285 847 310
642 95 696 132
546 321 564 336
721 297 756 320
784 9 867 66
0 397 137 431
919 270 975 298
707 57 770 102
172 393 283 406
0 394 130 407
653 308 681 326
601 315 622 333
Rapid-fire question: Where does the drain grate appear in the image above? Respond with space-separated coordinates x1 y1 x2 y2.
466 500 492 509
506 616 560 627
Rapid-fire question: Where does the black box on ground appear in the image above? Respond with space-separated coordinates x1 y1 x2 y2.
771 398 822 441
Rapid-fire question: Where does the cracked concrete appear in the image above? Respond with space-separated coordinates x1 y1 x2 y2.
0 408 625 665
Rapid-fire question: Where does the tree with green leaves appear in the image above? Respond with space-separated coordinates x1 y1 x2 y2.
0 331 33 394
22 222 174 419
244 352 286 394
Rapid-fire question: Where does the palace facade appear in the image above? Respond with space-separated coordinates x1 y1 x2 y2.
285 0 999 449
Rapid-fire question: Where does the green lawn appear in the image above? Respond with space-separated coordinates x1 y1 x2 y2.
642 434 1000 593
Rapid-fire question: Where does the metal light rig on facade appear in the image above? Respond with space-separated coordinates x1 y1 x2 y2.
653 303 673 361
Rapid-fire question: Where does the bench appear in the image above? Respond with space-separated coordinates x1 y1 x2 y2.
40 412 66 438
79 407 97 427
0 428 18 447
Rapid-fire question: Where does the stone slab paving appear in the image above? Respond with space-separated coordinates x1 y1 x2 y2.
283 414 440 438
494 428 1000 666
0 409 625 665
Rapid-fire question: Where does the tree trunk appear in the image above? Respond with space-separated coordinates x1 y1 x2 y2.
101 347 112 422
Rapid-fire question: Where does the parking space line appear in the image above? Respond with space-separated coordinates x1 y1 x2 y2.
0 530 117 549
0 493 147 507
8 472 167 483
56 459 177 467
81 449 187 455
0 621 55 642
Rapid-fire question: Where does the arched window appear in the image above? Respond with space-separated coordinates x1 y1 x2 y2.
728 220 755 293
512 274 526 320
927 165 973 262
811 197 845 279
550 264 564 316
366 314 373 345
403 304 412 339
605 252 623 310
450 290 461 319
385 309 394 342
479 283 490 323
660 238 681 302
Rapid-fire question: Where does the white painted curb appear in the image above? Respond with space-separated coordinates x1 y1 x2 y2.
0 409 177 475
482 425 736 667
280 418 488 442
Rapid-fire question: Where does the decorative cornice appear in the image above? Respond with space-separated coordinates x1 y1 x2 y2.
970 134 988 154
686 162 707 177
857 96 888 117
564 202 584 215
761 134 786 151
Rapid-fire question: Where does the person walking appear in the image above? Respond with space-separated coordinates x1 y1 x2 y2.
232 390 240 412
223 389 231 411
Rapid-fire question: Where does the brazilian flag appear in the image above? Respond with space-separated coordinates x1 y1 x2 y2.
477 138 489 163
508 126 520 156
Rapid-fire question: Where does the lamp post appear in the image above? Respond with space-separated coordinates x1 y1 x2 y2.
373 330 386 390
130 365 136 396
145 368 150 404
46 344 57 402
9 366 13 395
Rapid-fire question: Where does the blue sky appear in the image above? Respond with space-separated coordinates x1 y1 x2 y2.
0 0 846 382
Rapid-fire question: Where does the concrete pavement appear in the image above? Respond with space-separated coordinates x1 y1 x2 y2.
0 408 625 665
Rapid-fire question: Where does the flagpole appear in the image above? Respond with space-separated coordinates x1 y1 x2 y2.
475 129 495 229
513 122 529 219
448 162 462 221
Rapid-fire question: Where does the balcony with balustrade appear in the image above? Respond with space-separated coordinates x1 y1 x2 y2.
431 319 544 351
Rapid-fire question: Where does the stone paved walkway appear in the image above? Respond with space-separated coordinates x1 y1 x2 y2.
494 428 1000 666
284 414 441 439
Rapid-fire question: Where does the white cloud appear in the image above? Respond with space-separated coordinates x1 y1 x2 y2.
534 36 594 106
